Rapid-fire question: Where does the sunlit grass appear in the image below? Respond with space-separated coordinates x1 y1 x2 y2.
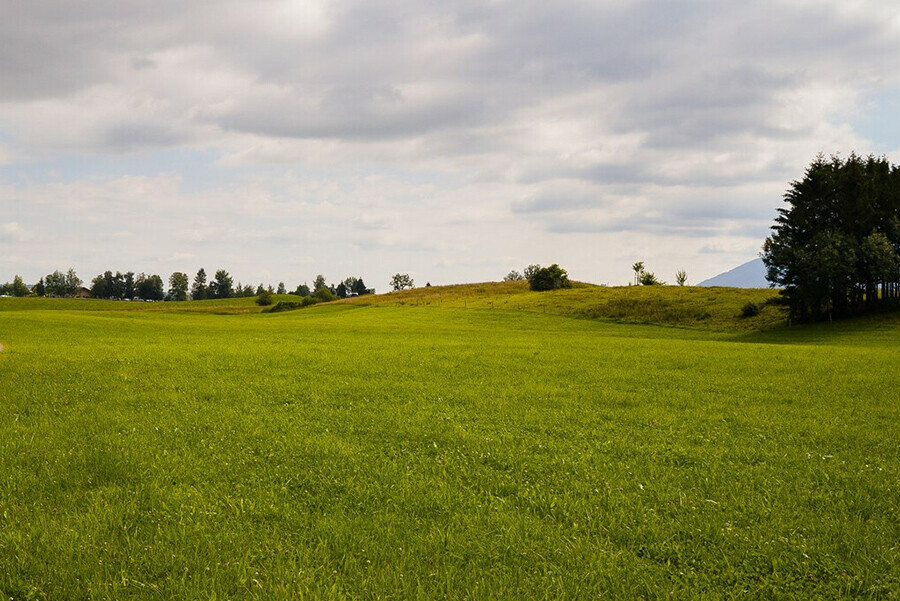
0 291 896 599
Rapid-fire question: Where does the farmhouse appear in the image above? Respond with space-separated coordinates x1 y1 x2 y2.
73 286 91 299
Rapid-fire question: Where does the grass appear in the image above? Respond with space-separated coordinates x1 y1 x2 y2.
0 286 897 599
347 281 787 330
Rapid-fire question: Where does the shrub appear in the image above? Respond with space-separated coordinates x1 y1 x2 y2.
741 302 761 318
528 264 572 291
256 290 273 306
639 271 663 286
313 287 335 302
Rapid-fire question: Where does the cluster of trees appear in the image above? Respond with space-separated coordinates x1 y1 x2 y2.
0 275 30 297
38 269 83 297
505 264 572 291
0 270 82 297
8 267 376 302
763 154 900 320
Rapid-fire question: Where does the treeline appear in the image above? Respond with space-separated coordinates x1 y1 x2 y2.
763 154 900 320
3 267 375 301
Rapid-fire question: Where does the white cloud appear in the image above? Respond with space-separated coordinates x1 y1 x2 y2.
0 0 898 285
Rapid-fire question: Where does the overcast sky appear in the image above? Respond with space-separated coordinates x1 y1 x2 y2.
2 0 899 288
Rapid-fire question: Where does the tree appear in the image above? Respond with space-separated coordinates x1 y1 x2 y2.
504 270 524 282
211 270 233 299
294 283 311 296
168 272 189 301
528 264 572 291
390 273 414 291
44 270 66 296
256 290 273 306
639 271 663 285
352 278 370 296
632 262 645 286
123 272 136 299
192 268 208 300
90 271 113 299
11 275 28 297
335 282 348 298
860 232 899 310
675 270 688 286
34 277 45 297
45 269 80 296
313 286 335 302
313 274 327 292
523 264 541 280
277 282 286 295
136 273 165 301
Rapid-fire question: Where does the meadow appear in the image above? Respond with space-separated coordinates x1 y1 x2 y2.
0 284 898 599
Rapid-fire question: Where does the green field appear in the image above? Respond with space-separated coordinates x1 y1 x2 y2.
1 285 898 599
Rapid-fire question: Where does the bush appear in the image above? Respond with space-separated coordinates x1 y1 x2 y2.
528 264 572 291
268 300 307 313
741 302 761 318
313 287 335 302
256 291 273 306
639 271 663 286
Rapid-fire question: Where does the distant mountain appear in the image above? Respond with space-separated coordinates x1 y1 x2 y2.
698 258 770 288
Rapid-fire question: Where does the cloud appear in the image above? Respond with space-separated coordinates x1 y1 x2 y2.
0 0 898 285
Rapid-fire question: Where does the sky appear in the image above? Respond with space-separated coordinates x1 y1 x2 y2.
2 0 899 289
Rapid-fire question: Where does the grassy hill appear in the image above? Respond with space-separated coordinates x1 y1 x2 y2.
346 281 786 330
0 287 897 599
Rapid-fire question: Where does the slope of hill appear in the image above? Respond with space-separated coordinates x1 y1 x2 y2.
698 258 769 288
0 283 787 330
0 283 898 598
346 281 785 330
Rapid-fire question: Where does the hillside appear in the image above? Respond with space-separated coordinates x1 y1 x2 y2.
345 281 786 330
0 282 787 330
1 284 898 599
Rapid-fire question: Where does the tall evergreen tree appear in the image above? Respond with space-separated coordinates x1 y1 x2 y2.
192 268 208 300
763 154 900 319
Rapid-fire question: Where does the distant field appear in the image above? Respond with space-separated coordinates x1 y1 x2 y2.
1 286 897 599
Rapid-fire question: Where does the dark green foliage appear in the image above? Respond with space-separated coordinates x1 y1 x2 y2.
135 274 165 301
293 283 311 297
523 264 541 280
313 274 327 292
256 290 273 306
741 302 761 318
336 282 348 298
352 278 371 296
44 268 81 297
89 271 137 300
123 271 135 299
168 272 189 301
2 275 30 297
277 282 286 295
639 271 663 286
504 270 524 282
267 300 303 312
192 268 208 300
390 273 414 291
313 287 335 302
209 270 233 299
763 154 900 320
268 293 327 312
528 264 572 291
34 277 45 296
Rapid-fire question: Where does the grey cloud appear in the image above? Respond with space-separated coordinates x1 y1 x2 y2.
0 0 898 286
